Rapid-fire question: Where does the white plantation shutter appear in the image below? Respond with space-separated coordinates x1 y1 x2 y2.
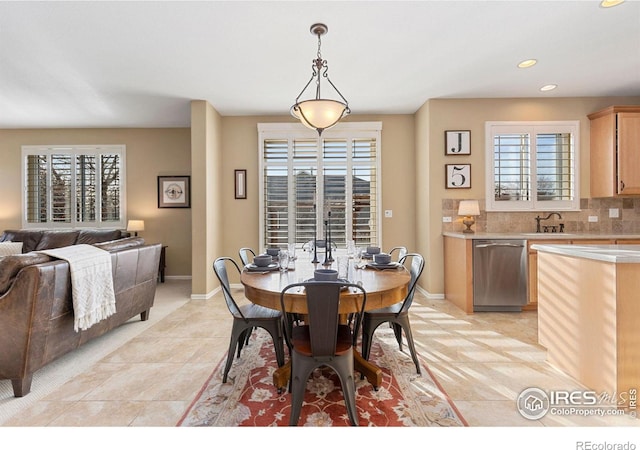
259 123 381 250
22 145 126 228
486 121 579 212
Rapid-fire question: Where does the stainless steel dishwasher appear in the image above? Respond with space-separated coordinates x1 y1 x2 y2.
472 239 528 312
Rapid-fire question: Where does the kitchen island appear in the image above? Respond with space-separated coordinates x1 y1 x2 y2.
532 243 640 408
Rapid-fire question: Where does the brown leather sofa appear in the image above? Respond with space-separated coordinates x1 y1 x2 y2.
0 229 162 397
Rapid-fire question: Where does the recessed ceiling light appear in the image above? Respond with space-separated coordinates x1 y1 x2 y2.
600 0 624 8
518 59 537 68
540 84 557 92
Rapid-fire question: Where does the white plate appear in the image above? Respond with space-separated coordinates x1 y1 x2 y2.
367 262 401 270
246 263 279 272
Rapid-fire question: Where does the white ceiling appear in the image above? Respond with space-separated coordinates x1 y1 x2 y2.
1 0 639 128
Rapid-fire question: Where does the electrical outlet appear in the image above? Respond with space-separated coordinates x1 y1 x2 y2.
588 215 598 222
384 210 393 218
442 216 452 223
609 208 619 218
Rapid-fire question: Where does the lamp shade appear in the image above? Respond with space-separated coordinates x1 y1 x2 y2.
291 99 349 132
127 220 145 233
458 200 480 216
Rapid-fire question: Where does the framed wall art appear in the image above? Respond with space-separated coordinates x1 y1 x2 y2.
158 175 191 208
445 164 471 189
235 169 247 199
445 130 471 155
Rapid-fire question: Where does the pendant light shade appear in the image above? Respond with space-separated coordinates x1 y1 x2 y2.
291 99 349 131
291 23 350 135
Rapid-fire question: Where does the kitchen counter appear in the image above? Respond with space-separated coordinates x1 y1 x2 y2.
443 231 640 240
531 244 640 263
535 243 640 407
442 232 640 314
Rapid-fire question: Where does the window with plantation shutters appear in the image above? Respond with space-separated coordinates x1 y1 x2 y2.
485 121 580 212
21 145 126 229
258 123 381 251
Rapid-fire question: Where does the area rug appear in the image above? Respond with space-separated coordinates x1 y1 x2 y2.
178 328 467 427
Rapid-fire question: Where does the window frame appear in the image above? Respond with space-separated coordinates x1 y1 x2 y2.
21 144 127 229
257 122 382 251
485 121 580 212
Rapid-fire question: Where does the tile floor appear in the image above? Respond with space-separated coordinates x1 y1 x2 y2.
2 279 638 430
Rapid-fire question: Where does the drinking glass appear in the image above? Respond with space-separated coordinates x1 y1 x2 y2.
354 247 363 265
287 243 297 269
346 240 356 259
278 250 290 272
336 256 349 280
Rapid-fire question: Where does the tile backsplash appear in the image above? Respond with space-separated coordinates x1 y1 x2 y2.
442 198 640 234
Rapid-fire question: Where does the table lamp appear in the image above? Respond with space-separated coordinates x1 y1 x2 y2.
458 200 480 233
127 220 145 237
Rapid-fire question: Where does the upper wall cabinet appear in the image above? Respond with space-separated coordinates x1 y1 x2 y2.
589 106 640 197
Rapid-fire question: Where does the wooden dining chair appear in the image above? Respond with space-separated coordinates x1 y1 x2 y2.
279 280 367 426
213 257 285 383
361 253 424 374
238 247 256 266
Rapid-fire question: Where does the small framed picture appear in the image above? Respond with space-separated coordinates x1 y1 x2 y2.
445 130 471 155
158 175 191 208
445 164 471 189
235 169 247 199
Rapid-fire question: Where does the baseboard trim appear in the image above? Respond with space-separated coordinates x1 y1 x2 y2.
190 286 220 300
417 285 444 300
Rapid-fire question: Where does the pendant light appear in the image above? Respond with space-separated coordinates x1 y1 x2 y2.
290 23 350 135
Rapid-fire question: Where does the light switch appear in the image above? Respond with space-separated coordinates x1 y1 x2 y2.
609 208 619 218
384 210 393 218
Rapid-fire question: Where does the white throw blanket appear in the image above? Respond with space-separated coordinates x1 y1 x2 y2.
39 244 116 332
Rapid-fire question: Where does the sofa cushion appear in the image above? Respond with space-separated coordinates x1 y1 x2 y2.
0 242 23 257
93 237 145 252
76 229 124 245
35 231 80 251
0 230 43 253
0 252 53 296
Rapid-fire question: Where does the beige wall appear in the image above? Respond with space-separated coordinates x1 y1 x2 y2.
190 100 223 297
0 128 192 277
418 96 640 295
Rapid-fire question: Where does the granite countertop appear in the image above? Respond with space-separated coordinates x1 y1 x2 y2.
442 231 640 240
530 244 640 264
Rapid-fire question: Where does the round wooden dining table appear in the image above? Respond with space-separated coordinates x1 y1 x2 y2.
240 257 411 390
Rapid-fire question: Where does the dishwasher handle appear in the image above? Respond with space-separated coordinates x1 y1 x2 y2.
474 242 525 249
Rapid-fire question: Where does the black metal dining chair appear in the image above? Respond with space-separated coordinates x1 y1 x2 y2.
361 253 424 374
238 247 256 266
213 257 285 383
280 280 367 426
388 246 408 262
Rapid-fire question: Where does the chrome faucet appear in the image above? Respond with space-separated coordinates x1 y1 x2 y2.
535 212 563 233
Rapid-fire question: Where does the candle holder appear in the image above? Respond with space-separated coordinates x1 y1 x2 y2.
323 220 330 266
311 204 319 263
323 212 334 265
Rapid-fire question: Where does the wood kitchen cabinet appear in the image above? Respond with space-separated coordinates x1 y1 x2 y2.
526 239 568 310
527 238 615 309
589 106 640 197
443 236 473 313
